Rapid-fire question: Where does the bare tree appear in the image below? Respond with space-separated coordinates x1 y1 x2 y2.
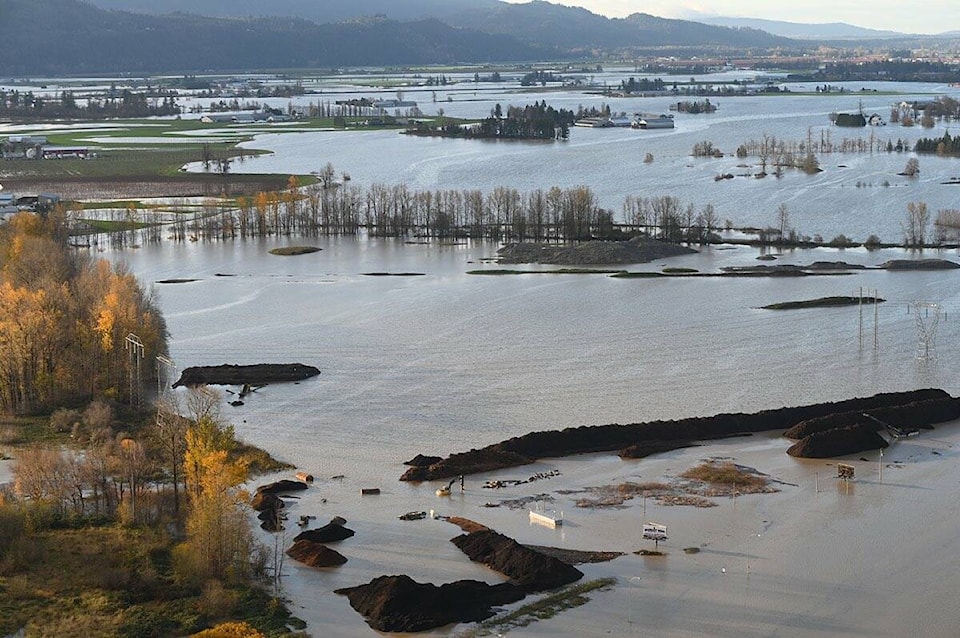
903 201 930 247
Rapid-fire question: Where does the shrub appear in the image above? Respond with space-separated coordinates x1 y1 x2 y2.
864 234 882 250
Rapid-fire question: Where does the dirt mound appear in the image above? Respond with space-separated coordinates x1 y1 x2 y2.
254 479 308 496
497 237 695 265
785 395 959 440
294 522 355 543
401 389 951 481
172 363 320 387
404 454 442 467
619 439 694 458
451 529 582 591
335 575 524 633
881 259 960 270
786 424 889 458
286 540 347 567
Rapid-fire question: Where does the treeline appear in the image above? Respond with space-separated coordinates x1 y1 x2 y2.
0 212 167 415
809 60 960 83
114 180 731 246
619 77 668 94
915 132 960 157
0 89 180 119
408 101 573 140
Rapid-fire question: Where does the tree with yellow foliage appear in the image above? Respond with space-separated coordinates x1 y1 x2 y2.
176 397 253 584
0 211 167 414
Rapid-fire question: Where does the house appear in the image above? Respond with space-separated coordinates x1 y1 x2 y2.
632 113 675 129
835 113 866 127
41 146 90 159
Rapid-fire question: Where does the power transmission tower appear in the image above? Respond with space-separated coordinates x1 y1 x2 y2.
911 301 943 361
125 333 145 408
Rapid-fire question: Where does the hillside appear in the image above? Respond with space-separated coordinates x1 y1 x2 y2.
0 0 550 75
698 16 907 40
445 2 794 50
84 0 502 23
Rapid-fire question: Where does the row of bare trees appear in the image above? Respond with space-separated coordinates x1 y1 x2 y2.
142 183 629 243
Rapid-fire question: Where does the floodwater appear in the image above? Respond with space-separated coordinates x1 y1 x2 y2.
116 235 960 637
104 74 960 636
214 77 960 243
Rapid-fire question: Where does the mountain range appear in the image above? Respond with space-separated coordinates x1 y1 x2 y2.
695 16 908 40
3 0 944 76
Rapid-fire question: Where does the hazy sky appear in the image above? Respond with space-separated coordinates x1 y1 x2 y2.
502 1 959 34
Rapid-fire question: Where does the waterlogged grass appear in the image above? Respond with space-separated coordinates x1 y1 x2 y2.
662 267 699 274
456 578 617 637
467 268 626 275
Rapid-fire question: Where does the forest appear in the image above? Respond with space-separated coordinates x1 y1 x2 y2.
406 101 574 141
0 212 167 415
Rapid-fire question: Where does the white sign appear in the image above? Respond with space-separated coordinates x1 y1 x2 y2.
643 522 667 541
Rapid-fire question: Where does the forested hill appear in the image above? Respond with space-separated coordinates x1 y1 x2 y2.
443 4 794 50
0 0 550 75
85 0 503 23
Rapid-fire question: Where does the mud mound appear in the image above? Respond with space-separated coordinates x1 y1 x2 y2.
404 454 442 467
254 479 308 496
294 522 355 543
172 363 320 387
619 439 695 459
286 540 347 567
335 575 523 633
497 237 695 265
785 395 960 440
451 529 582 591
881 259 960 270
402 389 951 481
787 424 889 458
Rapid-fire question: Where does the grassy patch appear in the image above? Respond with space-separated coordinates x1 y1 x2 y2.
268 246 321 256
662 267 699 274
0 415 67 447
0 523 305 638
456 578 616 637
681 461 768 489
233 441 295 476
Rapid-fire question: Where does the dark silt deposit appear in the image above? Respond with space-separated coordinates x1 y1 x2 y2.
171 363 320 387
786 425 889 458
784 396 960 458
497 237 696 265
294 521 355 544
336 575 524 633
336 527 582 632
881 259 960 270
451 529 583 591
401 389 954 481
286 540 348 568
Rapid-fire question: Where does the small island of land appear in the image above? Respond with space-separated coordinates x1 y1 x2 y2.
498 237 696 265
172 363 321 388
269 246 322 256
762 295 884 310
